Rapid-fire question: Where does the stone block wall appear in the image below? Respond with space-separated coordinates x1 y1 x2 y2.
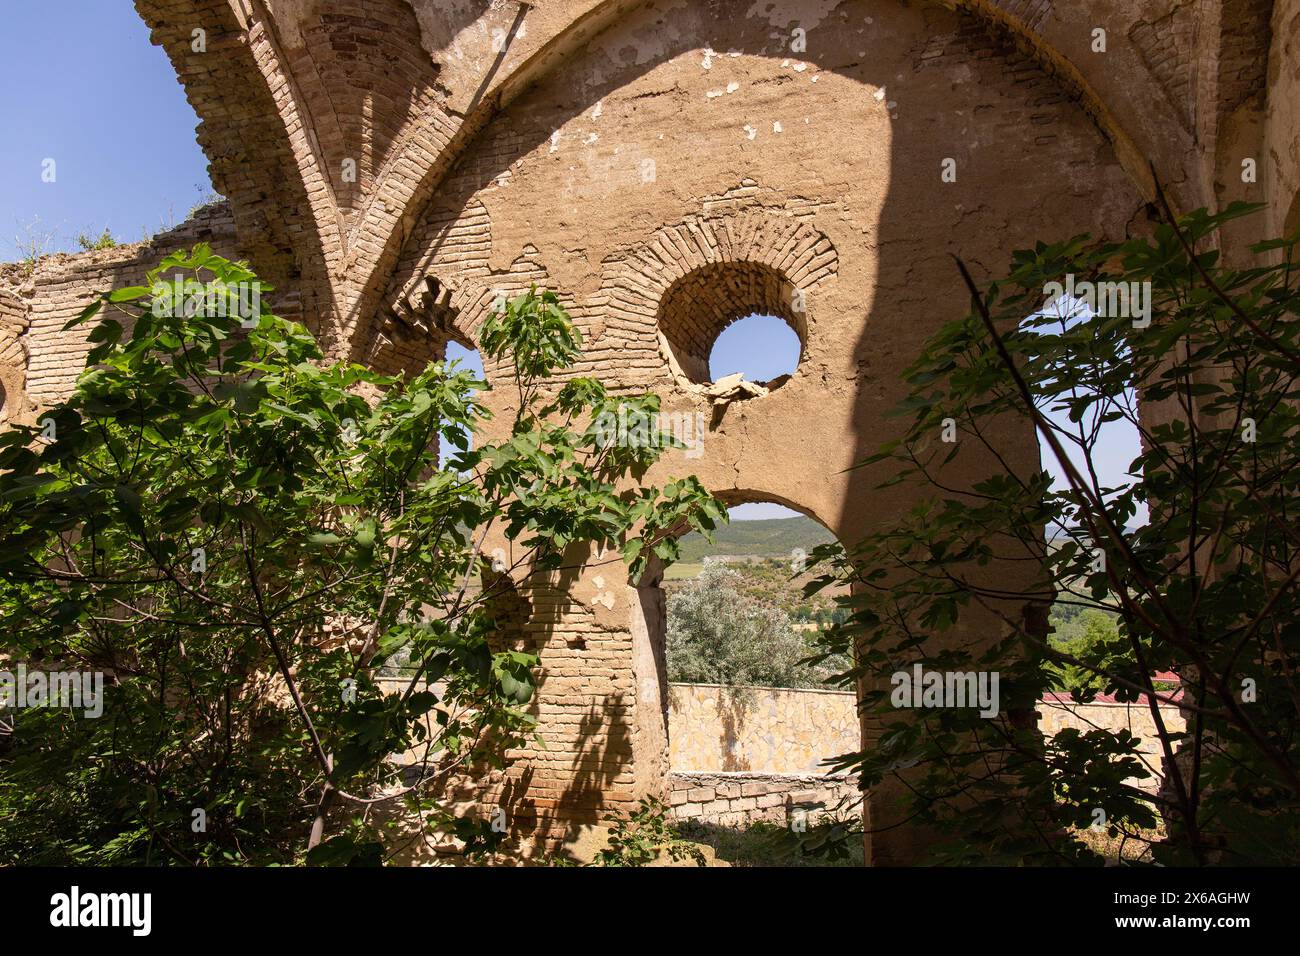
1037 692 1186 790
668 682 859 774
668 682 1186 826
667 770 858 827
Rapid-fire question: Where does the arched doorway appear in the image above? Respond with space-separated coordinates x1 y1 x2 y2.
637 493 864 864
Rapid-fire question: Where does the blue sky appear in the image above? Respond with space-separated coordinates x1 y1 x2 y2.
710 313 801 382
0 5 1139 525
0 1 215 261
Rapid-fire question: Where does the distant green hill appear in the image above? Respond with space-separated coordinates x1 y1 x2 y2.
676 515 835 563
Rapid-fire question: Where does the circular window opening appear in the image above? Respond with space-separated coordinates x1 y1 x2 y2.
657 261 805 394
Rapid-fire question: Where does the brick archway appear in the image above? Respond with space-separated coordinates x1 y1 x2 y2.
637 489 858 821
365 232 558 384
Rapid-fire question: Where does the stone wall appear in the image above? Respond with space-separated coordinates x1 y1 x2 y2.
667 770 858 827
669 682 1185 794
669 683 858 774
1037 693 1186 789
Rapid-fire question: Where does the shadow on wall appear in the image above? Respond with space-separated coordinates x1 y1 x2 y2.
669 683 760 772
669 683 859 775
717 688 752 772
369 0 1154 858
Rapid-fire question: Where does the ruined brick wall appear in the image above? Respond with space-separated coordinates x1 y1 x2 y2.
1 203 245 416
1037 694 1186 794
124 0 1233 355
0 286 29 426
3 0 1294 863
364 0 1145 859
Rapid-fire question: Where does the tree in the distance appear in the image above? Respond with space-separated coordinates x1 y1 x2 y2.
666 562 822 688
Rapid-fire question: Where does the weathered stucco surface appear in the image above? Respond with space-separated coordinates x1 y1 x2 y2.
1 0 1294 863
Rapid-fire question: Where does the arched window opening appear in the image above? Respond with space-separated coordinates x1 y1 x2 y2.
439 339 484 469
1026 294 1147 672
657 261 806 396
709 313 801 385
1028 293 1147 529
445 340 483 379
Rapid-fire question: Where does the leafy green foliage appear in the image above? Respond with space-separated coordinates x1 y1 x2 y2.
1048 607 1123 697
679 818 864 866
75 227 118 252
0 248 721 865
589 797 705 867
807 203 1300 865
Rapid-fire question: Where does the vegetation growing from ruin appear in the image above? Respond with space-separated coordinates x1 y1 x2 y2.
588 797 706 867
807 201 1300 865
11 216 56 274
74 227 119 252
0 248 722 865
